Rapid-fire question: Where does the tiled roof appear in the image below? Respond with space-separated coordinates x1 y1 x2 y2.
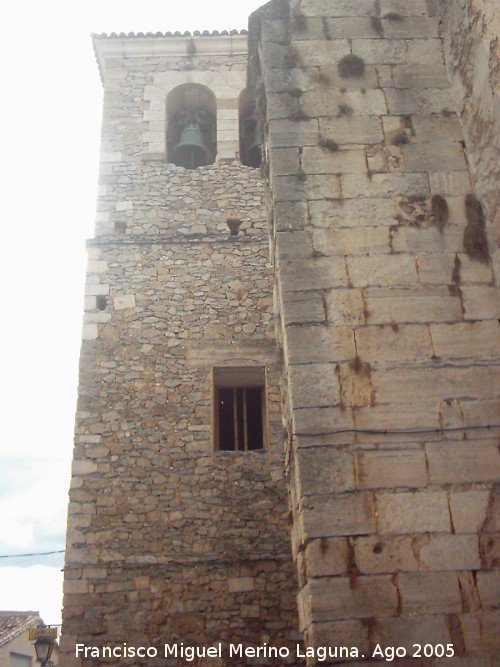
92 29 247 39
0 611 42 647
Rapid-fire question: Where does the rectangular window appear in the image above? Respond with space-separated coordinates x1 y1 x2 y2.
213 367 266 451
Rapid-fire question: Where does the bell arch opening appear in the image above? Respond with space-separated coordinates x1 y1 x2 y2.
239 89 261 168
167 84 217 169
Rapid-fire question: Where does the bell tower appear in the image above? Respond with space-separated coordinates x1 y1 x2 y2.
61 29 300 666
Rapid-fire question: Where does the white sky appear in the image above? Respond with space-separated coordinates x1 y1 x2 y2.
0 0 266 629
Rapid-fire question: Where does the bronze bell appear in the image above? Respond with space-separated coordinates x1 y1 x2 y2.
171 123 212 169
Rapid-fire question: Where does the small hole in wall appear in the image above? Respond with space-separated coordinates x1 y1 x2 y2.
373 542 384 554
96 295 107 311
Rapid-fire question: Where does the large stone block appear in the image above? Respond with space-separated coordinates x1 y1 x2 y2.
325 288 366 326
382 15 439 38
278 256 347 291
476 571 500 611
301 575 398 625
313 226 390 255
276 231 314 258
418 534 481 571
302 147 367 175
342 172 429 198
352 39 407 64
347 253 418 287
309 197 396 227
318 116 384 145
374 366 500 404
462 286 500 320
430 321 500 360
377 491 451 534
305 537 350 577
391 63 450 88
364 286 463 324
356 449 428 489
282 293 326 325
288 362 341 408
372 614 452 653
285 323 355 364
403 142 467 172
300 492 376 539
426 440 500 484
355 324 433 364
268 118 319 149
398 572 462 614
449 490 493 534
295 447 356 496
301 88 387 117
354 535 419 573
273 173 341 202
298 0 378 18
380 0 429 15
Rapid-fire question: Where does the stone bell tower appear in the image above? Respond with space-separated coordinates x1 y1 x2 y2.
61 28 300 666
63 2 500 666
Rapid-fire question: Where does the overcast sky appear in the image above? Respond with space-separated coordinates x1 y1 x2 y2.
0 0 266 628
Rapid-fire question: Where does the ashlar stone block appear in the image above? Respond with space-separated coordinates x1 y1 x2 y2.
299 0 378 18
364 286 463 324
354 323 433 364
295 447 355 496
351 39 407 64
325 288 366 326
300 492 376 539
347 253 418 288
462 285 500 320
305 538 350 577
309 197 396 228
382 15 439 39
380 0 429 14
302 147 367 175
288 362 341 408
354 535 419 574
303 575 398 623
278 256 347 291
399 572 462 614
318 116 384 145
312 226 390 255
284 323 355 364
430 321 500 360
402 142 467 172
356 449 428 489
426 440 500 484
377 491 451 534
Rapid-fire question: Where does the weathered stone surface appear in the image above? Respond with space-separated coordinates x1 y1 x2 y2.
356 449 428 489
300 493 376 539
300 575 398 626
427 441 500 484
295 447 355 496
377 491 451 534
325 288 366 326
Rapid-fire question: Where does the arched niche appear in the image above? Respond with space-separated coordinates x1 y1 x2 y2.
239 89 261 168
167 84 217 169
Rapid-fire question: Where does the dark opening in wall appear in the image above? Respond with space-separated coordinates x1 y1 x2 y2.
213 367 266 451
239 89 261 168
167 84 217 169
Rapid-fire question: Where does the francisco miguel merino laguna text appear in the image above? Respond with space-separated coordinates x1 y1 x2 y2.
75 642 362 661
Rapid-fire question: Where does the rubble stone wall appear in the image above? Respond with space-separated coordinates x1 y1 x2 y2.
249 0 500 664
61 38 300 667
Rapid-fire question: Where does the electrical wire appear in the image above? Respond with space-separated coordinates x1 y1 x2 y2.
0 549 65 559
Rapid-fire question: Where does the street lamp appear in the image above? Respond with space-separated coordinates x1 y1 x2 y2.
34 635 55 666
